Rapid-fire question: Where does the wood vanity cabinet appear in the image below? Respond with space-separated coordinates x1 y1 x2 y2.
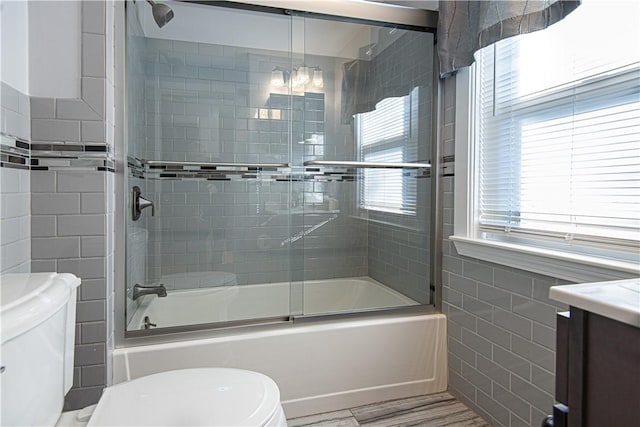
551 308 640 427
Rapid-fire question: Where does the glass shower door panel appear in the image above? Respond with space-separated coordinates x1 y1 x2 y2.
125 2 298 331
297 16 435 316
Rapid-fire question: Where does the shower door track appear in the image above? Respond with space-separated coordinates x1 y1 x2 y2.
182 0 438 32
124 304 436 343
289 304 436 325
125 315 293 339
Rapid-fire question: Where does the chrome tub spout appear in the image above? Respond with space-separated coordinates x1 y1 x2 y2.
133 284 167 300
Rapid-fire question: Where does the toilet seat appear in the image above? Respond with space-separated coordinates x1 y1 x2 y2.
87 368 285 426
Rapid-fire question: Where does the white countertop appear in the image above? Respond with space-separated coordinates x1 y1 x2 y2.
550 278 640 328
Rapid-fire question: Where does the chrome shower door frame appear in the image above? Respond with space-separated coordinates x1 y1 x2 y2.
114 0 441 347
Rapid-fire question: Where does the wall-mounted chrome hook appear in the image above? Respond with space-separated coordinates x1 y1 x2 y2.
132 186 154 220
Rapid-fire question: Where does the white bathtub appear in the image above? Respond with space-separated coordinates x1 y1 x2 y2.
128 277 419 330
114 313 447 418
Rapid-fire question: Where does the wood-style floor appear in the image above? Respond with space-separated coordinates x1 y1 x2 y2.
287 392 490 427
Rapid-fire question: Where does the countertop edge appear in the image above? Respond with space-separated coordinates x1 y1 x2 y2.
550 279 640 328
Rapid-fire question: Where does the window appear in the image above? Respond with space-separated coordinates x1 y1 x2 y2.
453 0 640 281
357 88 418 215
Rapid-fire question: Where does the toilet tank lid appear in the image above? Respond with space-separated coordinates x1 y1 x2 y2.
88 368 282 427
1 273 81 344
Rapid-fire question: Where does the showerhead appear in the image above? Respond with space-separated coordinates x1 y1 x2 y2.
147 0 174 28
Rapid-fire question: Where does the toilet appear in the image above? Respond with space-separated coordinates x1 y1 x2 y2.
0 273 288 427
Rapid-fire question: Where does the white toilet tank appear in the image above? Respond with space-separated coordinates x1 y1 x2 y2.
0 273 81 427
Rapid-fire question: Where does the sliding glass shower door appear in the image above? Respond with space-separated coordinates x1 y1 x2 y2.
125 1 299 330
124 0 435 334
290 15 435 317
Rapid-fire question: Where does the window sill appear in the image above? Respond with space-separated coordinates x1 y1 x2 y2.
449 235 639 284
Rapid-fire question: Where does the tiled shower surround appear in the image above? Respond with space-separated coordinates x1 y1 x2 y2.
129 24 435 306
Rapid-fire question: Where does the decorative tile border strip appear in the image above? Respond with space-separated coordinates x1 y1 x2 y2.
0 134 30 170
302 167 358 182
30 142 114 172
127 159 431 182
1 133 115 172
304 165 430 180
128 156 145 179
144 160 291 181
443 154 455 177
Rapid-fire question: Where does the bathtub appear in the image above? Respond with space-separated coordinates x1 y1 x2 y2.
114 313 447 418
128 276 419 330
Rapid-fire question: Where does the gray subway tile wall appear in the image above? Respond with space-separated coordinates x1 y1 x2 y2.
1 82 31 140
30 97 56 119
440 74 572 427
31 118 82 141
23 0 116 410
1 82 31 274
0 40 114 409
0 165 31 272
30 167 113 409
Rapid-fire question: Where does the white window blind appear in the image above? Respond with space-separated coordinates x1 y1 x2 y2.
357 90 418 215
476 0 640 251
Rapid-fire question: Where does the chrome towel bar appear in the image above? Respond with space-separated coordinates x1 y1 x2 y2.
303 160 431 169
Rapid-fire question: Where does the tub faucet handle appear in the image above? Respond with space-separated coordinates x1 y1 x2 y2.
132 186 155 221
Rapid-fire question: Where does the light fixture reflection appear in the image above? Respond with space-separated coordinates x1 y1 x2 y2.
291 69 300 88
312 68 323 88
271 69 285 87
297 66 310 85
270 65 323 90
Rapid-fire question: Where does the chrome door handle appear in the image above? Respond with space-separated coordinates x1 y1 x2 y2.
132 186 154 220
